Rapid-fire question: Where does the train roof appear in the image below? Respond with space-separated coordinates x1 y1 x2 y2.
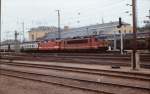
21 41 39 44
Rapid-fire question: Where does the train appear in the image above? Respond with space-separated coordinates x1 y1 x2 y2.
0 33 150 53
107 32 150 51
108 37 150 50
0 36 108 53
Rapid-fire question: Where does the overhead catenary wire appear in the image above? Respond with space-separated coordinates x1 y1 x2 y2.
64 0 129 27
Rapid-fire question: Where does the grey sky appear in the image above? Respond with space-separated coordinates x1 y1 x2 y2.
1 0 150 40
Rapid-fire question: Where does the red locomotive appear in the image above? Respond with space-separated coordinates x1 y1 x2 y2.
39 40 60 51
38 37 108 52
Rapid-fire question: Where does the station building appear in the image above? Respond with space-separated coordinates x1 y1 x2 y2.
28 21 133 41
28 26 58 41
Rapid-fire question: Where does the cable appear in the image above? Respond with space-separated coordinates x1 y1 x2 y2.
65 0 129 25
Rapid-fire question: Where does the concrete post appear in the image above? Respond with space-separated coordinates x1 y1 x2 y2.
113 31 117 50
14 31 20 53
131 51 140 70
120 31 123 55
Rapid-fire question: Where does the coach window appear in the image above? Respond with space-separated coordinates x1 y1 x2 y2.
93 31 97 35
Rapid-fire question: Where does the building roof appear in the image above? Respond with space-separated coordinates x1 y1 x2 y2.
68 21 129 30
42 21 130 40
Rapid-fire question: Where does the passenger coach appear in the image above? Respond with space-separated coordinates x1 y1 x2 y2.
20 41 39 52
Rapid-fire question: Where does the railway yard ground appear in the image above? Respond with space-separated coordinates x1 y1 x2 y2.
0 52 150 94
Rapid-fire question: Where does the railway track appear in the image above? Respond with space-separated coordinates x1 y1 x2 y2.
1 52 150 60
31 53 150 61
1 52 150 68
0 60 150 94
